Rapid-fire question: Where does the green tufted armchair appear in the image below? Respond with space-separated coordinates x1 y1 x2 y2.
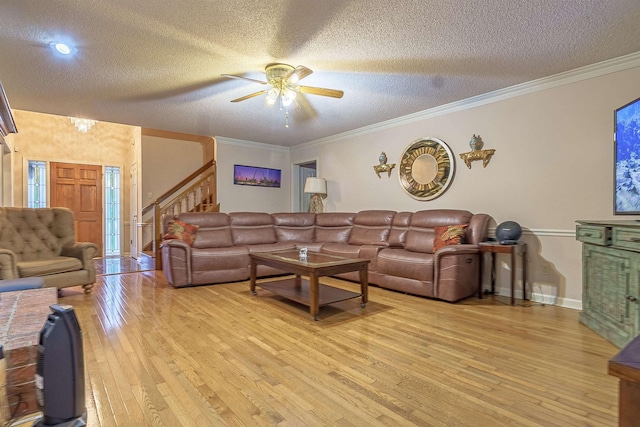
0 207 98 292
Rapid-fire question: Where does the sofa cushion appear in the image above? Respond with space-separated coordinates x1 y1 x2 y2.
404 230 436 253
230 212 277 245
387 212 412 248
321 243 361 259
245 242 297 254
273 213 315 242
348 210 395 245
377 248 434 282
164 219 199 246
17 256 83 277
315 213 354 243
174 212 233 248
404 210 474 254
433 224 468 251
191 246 249 271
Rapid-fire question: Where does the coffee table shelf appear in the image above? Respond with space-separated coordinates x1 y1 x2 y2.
257 277 363 307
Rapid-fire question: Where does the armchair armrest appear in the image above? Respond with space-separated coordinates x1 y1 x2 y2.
0 248 19 280
61 242 99 269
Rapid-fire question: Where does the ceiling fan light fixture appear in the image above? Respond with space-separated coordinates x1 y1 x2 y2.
265 88 279 105
281 88 296 107
222 63 343 128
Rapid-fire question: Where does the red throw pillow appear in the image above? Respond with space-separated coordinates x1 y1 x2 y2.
433 224 468 251
163 219 199 246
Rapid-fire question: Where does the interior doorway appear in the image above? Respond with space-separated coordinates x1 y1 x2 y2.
292 160 317 212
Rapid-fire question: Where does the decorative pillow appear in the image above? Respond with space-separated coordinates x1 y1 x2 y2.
163 219 199 246
433 224 468 251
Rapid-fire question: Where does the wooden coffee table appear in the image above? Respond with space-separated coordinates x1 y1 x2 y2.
250 250 369 320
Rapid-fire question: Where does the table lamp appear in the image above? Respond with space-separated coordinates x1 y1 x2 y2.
304 177 327 213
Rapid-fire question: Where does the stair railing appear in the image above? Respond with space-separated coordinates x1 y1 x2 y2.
141 160 218 270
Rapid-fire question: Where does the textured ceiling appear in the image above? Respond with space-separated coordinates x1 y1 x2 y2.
1 1 640 147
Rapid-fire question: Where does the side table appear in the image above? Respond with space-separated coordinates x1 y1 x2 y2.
609 334 640 426
478 241 528 305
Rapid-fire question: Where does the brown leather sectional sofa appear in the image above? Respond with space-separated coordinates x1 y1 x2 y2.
161 209 491 302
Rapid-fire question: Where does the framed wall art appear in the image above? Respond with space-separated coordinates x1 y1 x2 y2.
234 164 282 188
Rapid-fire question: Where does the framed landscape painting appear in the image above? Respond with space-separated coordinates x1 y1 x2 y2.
614 96 640 214
234 165 281 188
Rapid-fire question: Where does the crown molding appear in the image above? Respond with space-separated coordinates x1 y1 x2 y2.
0 81 17 137
216 136 290 153
293 51 640 152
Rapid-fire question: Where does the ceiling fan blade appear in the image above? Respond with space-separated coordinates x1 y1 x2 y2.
285 65 313 84
299 85 344 98
292 92 317 122
221 74 268 85
230 90 268 102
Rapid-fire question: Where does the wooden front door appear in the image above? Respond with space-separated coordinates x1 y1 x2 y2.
50 162 103 256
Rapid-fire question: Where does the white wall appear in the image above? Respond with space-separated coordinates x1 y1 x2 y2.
288 58 640 309
216 137 291 213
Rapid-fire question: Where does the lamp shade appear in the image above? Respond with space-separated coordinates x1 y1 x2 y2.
304 177 327 194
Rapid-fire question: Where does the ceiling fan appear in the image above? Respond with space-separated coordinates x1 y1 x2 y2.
221 63 344 127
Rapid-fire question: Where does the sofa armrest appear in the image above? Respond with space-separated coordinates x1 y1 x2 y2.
433 243 480 282
433 244 481 302
434 244 479 257
161 239 192 287
0 248 19 280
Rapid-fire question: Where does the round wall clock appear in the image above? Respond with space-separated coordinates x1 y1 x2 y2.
399 137 455 200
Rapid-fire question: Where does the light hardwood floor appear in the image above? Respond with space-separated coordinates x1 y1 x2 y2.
53 271 619 426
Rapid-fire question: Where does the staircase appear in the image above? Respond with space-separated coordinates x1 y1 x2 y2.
141 160 218 270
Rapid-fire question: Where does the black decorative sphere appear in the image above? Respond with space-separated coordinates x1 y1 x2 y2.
495 221 522 244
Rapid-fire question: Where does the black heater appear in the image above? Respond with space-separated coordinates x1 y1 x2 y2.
34 304 87 427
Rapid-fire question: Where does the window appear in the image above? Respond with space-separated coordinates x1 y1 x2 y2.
104 166 121 256
27 160 47 208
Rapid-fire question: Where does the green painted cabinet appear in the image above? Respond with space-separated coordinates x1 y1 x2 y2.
577 221 640 348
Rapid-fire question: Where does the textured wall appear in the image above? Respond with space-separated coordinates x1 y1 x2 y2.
8 110 137 254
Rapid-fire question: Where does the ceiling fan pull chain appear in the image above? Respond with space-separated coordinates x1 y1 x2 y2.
285 110 290 128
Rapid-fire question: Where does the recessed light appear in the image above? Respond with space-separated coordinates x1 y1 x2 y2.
53 42 71 55
49 41 75 56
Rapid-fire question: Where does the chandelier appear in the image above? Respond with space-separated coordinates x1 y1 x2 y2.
69 117 97 133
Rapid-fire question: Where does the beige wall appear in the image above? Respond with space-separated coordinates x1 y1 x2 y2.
7 110 138 254
287 63 640 309
217 138 291 213
141 135 204 204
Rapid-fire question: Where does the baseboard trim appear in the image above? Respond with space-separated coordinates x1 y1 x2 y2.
530 292 582 310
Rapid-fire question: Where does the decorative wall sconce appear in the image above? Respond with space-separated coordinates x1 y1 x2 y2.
69 117 97 133
459 135 495 168
373 152 396 178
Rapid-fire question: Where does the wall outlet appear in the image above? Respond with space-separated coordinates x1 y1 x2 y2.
147 192 153 199
541 263 551 275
